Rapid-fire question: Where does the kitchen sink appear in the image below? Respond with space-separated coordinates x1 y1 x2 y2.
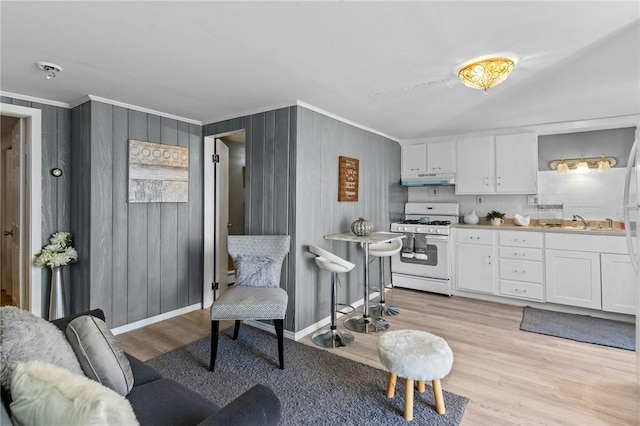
560 226 619 232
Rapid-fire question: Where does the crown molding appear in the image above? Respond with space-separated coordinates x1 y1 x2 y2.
296 100 399 142
1 91 71 109
70 95 202 125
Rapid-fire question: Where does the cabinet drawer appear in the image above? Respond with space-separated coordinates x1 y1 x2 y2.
499 247 543 261
499 258 543 283
499 231 542 248
499 280 544 301
456 228 495 245
545 233 628 254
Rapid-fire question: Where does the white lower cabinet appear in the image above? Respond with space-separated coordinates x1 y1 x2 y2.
455 229 496 294
601 253 637 315
454 229 635 315
544 233 635 313
545 249 601 309
498 231 544 301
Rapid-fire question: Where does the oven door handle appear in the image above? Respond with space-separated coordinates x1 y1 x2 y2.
423 235 449 241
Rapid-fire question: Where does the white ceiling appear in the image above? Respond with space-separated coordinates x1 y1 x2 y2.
1 1 639 141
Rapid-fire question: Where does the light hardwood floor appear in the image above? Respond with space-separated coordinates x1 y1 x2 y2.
119 288 639 425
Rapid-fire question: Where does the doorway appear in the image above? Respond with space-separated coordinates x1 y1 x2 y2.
203 130 246 308
0 104 42 317
1 115 20 306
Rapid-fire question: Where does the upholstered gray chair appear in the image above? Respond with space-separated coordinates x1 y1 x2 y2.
209 235 290 371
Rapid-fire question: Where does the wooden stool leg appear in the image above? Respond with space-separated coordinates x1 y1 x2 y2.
417 380 426 393
404 378 414 421
386 373 397 398
432 379 446 415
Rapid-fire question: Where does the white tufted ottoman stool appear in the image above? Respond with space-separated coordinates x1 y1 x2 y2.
378 330 453 421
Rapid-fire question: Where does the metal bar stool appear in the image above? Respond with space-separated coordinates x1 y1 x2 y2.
368 239 403 317
309 245 356 348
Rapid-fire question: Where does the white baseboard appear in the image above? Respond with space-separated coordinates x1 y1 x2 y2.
111 303 202 335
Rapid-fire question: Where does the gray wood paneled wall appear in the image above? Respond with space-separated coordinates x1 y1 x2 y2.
295 107 405 331
203 107 297 331
1 96 71 316
205 105 406 333
70 100 203 327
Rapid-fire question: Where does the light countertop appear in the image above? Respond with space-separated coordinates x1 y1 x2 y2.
453 219 626 237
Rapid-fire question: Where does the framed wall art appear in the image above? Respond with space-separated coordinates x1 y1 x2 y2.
128 140 189 203
338 156 359 202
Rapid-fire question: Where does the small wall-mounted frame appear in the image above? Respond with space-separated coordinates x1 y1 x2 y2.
128 140 189 203
338 156 359 202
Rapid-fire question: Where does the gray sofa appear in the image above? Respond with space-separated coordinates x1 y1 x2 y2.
1 309 281 426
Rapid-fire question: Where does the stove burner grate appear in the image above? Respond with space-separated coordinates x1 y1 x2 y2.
397 220 451 226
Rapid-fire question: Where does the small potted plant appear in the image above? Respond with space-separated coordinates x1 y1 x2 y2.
485 210 506 226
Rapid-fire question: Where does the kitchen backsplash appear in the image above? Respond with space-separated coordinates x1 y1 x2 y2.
408 168 630 222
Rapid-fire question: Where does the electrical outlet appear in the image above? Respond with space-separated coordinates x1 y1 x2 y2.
429 187 439 196
527 195 539 206
476 196 483 204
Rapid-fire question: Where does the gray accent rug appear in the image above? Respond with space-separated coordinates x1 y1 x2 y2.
147 325 469 425
520 306 636 351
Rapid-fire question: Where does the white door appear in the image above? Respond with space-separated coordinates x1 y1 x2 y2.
601 253 637 315
545 249 601 309
10 121 23 307
455 136 494 194
1 146 14 300
495 133 538 193
401 144 427 175
214 139 229 300
456 243 496 294
426 141 455 173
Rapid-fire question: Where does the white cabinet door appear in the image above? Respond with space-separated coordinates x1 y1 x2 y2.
495 133 538 194
401 144 427 175
456 243 496 294
427 141 456 173
455 136 493 194
545 249 601 309
601 253 637 315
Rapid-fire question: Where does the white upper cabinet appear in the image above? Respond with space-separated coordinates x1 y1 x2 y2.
426 141 456 173
455 136 494 193
401 144 427 175
495 133 538 193
456 133 538 194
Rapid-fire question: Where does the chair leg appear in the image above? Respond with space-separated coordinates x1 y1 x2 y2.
404 378 414 421
386 373 397 398
233 320 241 340
210 320 219 371
432 379 446 415
274 319 284 369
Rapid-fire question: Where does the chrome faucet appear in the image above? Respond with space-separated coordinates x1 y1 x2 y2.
572 214 589 229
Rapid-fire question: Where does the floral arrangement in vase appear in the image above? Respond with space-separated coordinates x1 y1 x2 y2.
485 211 506 226
34 231 78 268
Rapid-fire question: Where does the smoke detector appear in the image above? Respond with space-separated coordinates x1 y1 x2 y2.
35 61 63 79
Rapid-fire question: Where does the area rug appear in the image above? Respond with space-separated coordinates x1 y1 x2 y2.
520 306 636 351
147 326 469 425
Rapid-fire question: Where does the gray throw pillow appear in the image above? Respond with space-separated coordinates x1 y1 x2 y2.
0 306 83 391
235 255 281 288
65 315 134 396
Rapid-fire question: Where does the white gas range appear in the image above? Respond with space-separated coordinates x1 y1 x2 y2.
390 203 459 295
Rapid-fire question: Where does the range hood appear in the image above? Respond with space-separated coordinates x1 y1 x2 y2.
401 173 455 186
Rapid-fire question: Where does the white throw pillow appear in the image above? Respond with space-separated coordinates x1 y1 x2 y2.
0 306 83 391
65 315 134 396
234 255 281 288
10 361 139 426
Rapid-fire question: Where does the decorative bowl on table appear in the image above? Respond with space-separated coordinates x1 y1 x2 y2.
514 214 531 227
351 217 374 236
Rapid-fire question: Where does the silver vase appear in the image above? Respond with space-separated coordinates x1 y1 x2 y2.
48 266 66 320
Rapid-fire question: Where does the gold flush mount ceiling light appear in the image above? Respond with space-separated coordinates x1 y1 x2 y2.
457 56 516 93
